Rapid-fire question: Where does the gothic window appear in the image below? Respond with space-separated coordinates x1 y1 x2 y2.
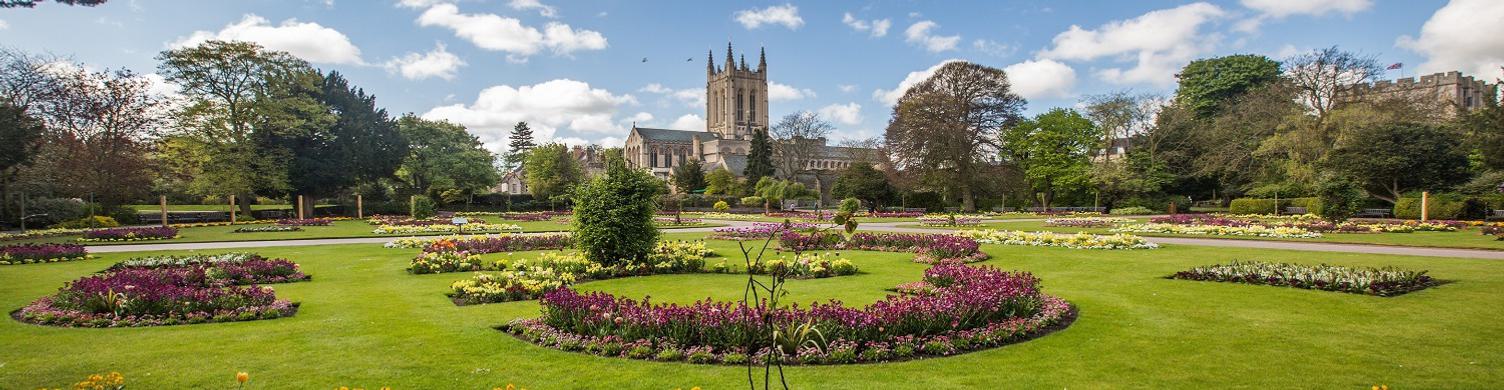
650 147 659 167
736 91 744 122
750 88 757 122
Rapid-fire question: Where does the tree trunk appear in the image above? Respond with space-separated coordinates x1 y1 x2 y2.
237 191 255 216
960 184 975 213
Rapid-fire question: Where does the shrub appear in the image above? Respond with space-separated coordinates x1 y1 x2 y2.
1228 198 1280 215
838 198 861 214
1109 206 1154 215
1394 194 1466 220
411 195 437 219
1169 260 1438 296
713 200 730 212
740 196 764 207
1314 176 1363 223
23 198 90 227
51 215 120 229
573 158 664 266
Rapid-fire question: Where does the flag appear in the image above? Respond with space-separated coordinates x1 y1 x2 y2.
1387 62 1404 70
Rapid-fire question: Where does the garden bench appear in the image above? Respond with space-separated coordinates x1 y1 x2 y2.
1285 207 1308 214
1488 209 1504 221
1355 208 1392 218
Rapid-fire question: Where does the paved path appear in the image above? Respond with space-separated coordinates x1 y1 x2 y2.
84 218 1504 260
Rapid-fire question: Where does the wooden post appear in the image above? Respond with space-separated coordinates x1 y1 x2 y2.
159 195 168 227
229 195 237 224
1168 201 1178 215
1421 191 1430 221
410 195 417 217
297 195 306 220
356 194 364 219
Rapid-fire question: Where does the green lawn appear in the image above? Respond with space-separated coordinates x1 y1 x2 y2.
10 219 722 246
1 232 1499 388
908 220 1504 250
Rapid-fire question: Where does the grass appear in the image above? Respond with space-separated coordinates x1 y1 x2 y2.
907 219 1504 250
2 231 1500 388
7 219 723 246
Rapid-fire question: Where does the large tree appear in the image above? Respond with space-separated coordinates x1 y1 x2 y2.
1000 108 1102 208
830 162 894 210
670 158 707 194
504 121 537 168
704 167 742 196
263 71 407 213
1282 46 1384 129
884 61 1026 212
1464 90 1504 171
1328 122 1472 203
396 115 501 201
743 128 776 184
572 153 664 266
0 103 44 186
1174 54 1282 118
157 40 313 213
18 66 164 206
522 143 584 203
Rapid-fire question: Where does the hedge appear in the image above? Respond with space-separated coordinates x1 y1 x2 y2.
1394 196 1464 220
1228 197 1324 215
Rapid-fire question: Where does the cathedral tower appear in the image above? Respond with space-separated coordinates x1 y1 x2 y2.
706 42 768 140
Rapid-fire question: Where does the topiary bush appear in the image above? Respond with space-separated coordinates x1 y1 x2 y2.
573 157 665 266
1314 176 1363 223
410 195 437 219
713 200 730 212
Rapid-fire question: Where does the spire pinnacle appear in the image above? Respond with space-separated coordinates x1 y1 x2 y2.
758 47 766 72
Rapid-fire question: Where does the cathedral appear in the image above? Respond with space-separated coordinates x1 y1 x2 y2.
624 43 877 197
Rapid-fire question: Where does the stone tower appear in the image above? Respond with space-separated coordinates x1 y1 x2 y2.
706 42 768 140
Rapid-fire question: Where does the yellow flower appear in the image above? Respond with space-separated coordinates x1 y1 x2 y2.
237 372 249 384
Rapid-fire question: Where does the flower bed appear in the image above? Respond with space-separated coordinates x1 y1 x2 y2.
79 226 179 242
1149 214 1254 227
1042 217 1133 228
654 216 705 226
867 211 924 218
443 242 714 303
1168 261 1438 296
698 212 761 220
16 253 306 327
1112 223 1321 238
739 252 858 279
707 222 818 240
0 228 86 241
499 212 554 222
416 233 573 254
371 223 521 235
233 225 302 233
0 243 89 265
917 214 984 227
500 263 1072 365
954 230 1159 250
778 231 990 263
276 218 333 226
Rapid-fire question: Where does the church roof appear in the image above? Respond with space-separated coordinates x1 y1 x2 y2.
633 127 713 143
717 154 748 175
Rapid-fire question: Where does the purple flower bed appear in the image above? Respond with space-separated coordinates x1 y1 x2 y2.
16 254 306 327
869 211 924 218
0 243 89 265
276 218 333 226
423 234 574 254
708 223 818 240
501 212 553 221
1148 214 1252 227
79 226 179 242
501 263 1071 364
778 231 989 263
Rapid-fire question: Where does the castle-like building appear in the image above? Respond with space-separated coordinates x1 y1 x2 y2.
1341 71 1498 117
624 43 876 194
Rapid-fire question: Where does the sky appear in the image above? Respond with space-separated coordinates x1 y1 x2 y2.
2 0 1502 155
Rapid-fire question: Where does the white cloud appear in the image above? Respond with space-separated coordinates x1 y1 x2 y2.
416 3 606 61
396 0 444 9
1003 59 1077 100
419 79 636 153
639 83 706 107
1038 2 1226 86
508 0 557 18
838 84 857 93
384 43 467 80
1236 0 1371 32
973 39 1013 57
0 20 8 30
734 4 804 30
872 59 963 106
596 136 625 147
768 82 816 101
904 21 961 52
670 114 707 131
818 103 863 125
841 13 891 37
625 112 654 124
169 14 364 65
1397 0 1504 78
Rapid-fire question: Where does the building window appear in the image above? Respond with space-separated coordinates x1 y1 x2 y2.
650 148 659 167
736 92 744 123
750 89 757 122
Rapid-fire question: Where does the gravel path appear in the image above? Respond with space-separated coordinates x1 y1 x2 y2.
83 218 1504 260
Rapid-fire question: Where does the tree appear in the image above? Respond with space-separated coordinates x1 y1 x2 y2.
19 65 164 207
1464 91 1504 171
769 111 834 176
1328 122 1472 203
265 71 406 214
158 40 313 214
1314 174 1364 223
744 128 776 184
1082 91 1162 162
1174 54 1282 118
1000 108 1102 208
670 158 707 193
0 0 107 8
505 121 536 167
830 163 893 210
704 167 742 196
396 115 501 200
884 61 1026 212
0 103 44 186
1282 46 1384 129
573 153 664 266
523 143 584 203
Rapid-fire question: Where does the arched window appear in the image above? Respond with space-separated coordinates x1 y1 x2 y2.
650 146 659 167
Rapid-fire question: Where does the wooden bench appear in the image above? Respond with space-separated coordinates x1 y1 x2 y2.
1355 208 1392 218
1284 206 1308 215
1488 209 1504 221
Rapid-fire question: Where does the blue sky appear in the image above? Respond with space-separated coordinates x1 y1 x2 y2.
3 0 1502 154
